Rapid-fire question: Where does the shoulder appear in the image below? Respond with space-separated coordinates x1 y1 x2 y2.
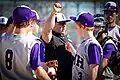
88 39 103 54
105 39 114 44
114 25 120 31
116 25 120 28
88 43 100 49
88 38 101 47
104 39 117 49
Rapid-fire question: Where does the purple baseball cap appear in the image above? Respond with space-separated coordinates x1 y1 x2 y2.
103 1 119 12
70 12 94 27
12 5 44 23
31 9 45 22
55 13 71 23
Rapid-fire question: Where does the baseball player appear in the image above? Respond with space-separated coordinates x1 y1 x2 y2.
103 1 120 42
1 16 15 41
0 5 51 80
94 14 105 37
96 29 117 80
103 1 120 79
0 16 8 40
70 12 103 80
0 16 8 79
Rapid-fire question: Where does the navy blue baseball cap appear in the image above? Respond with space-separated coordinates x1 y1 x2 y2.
0 16 8 25
103 1 119 12
12 5 44 23
6 16 13 26
55 13 71 23
70 12 94 27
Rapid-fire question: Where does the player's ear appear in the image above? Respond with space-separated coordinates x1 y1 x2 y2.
116 12 119 17
27 19 33 27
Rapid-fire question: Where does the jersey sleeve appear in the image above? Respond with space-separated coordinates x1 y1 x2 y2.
30 43 45 70
88 43 101 64
103 43 116 59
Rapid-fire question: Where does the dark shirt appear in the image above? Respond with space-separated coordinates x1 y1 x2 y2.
42 31 74 80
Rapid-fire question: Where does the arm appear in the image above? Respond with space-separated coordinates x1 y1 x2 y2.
42 3 62 43
65 41 76 57
30 43 51 80
88 43 101 80
102 43 116 68
90 64 99 80
102 58 109 69
35 66 51 80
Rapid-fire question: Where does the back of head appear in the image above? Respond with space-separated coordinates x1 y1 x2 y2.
12 6 35 28
12 5 44 28
94 14 105 27
6 16 13 27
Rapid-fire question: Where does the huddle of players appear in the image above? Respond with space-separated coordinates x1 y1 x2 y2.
0 1 120 80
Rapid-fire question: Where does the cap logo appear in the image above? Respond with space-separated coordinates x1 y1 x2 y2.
85 23 87 26
1 18 5 23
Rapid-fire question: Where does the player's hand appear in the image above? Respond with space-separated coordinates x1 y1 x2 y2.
46 60 58 70
48 67 57 80
46 60 58 80
53 3 62 14
65 42 76 56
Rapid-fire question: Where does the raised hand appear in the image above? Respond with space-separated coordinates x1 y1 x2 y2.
53 3 62 14
65 42 76 56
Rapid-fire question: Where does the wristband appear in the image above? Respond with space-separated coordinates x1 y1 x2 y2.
52 11 58 15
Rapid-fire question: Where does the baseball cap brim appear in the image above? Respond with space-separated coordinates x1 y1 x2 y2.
69 16 77 22
103 9 118 12
57 19 71 23
36 18 45 22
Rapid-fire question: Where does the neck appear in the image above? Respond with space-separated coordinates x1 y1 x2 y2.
108 21 116 27
14 28 27 35
27 31 33 35
83 31 94 40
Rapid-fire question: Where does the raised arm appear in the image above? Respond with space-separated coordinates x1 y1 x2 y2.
42 3 62 43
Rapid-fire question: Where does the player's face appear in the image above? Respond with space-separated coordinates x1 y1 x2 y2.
32 21 39 34
53 22 66 34
104 11 118 23
75 22 84 37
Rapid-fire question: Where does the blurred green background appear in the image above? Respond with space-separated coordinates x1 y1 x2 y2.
0 0 119 48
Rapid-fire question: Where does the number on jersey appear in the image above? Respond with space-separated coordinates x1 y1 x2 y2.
5 49 13 70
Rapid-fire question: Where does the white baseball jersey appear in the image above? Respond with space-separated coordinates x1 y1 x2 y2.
108 25 120 41
103 39 117 50
0 34 42 80
72 37 103 80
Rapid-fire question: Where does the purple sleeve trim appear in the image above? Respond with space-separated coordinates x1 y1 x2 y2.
103 43 116 59
88 43 101 64
30 43 45 70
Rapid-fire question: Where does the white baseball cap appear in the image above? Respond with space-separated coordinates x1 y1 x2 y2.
55 13 71 23
0 16 8 25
